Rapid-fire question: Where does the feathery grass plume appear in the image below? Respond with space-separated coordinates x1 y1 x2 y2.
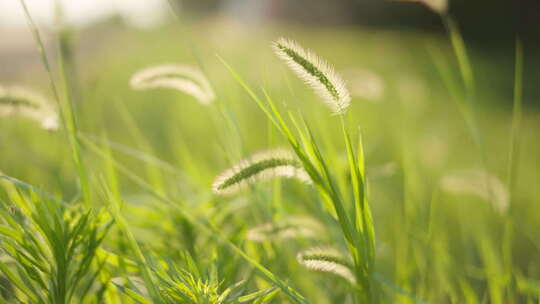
369 162 398 179
297 247 356 284
440 169 509 214
130 64 215 104
273 38 351 114
247 216 323 242
212 148 311 195
342 68 385 102
399 0 448 14
0 85 59 131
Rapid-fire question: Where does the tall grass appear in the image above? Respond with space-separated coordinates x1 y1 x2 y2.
19 0 91 205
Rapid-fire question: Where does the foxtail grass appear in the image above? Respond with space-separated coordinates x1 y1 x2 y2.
297 247 356 284
273 38 351 115
0 85 59 131
440 169 509 215
130 64 215 104
220 39 377 301
212 148 311 195
247 216 323 242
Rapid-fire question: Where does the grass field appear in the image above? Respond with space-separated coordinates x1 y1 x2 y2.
1 3 540 303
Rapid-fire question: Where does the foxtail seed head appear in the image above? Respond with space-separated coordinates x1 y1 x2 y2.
212 148 311 195
440 169 509 214
247 216 323 242
399 0 448 14
0 85 59 131
130 64 215 104
273 38 351 115
297 247 356 283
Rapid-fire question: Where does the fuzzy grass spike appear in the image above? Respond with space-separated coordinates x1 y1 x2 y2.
297 247 356 283
212 148 310 195
440 169 509 214
0 85 59 131
130 64 215 104
273 38 351 114
247 216 323 242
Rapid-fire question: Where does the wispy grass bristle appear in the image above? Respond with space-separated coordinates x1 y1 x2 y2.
440 169 509 214
130 64 215 104
297 247 356 283
273 38 351 114
0 85 59 131
247 216 323 242
212 148 311 195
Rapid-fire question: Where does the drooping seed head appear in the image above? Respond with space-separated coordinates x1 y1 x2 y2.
247 216 323 242
297 247 356 283
212 148 311 195
130 64 215 104
273 38 351 115
399 0 448 14
342 68 385 102
0 85 59 131
440 169 509 214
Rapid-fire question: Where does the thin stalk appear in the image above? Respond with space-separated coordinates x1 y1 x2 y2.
502 39 524 298
506 39 523 211
19 0 91 205
440 14 496 214
166 0 246 163
441 16 475 97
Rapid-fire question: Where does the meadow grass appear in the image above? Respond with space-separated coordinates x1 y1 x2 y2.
0 1 539 303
